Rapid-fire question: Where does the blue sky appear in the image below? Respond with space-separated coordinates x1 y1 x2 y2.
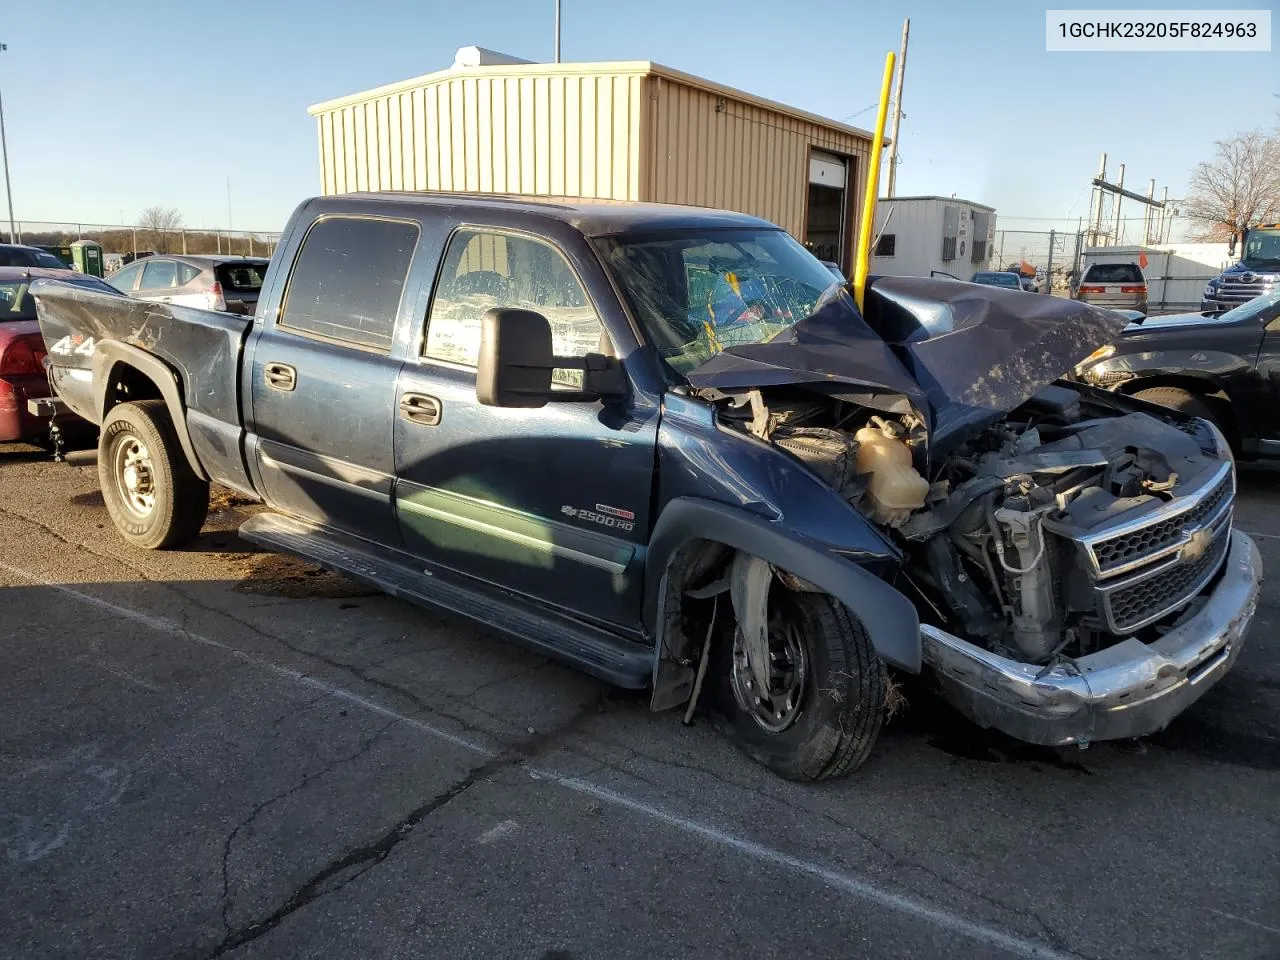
2 0 1276 235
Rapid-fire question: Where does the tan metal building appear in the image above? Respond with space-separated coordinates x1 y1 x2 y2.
307 53 875 273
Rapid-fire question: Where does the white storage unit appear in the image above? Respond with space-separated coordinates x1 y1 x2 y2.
1082 243 1232 314
869 195 996 282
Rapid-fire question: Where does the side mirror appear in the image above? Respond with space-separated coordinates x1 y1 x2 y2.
476 307 627 408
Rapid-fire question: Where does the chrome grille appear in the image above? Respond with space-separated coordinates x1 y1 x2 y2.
1215 277 1276 304
1101 519 1231 633
1089 471 1233 574
1074 461 1235 634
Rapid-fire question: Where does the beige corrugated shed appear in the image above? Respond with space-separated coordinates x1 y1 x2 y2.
308 57 875 273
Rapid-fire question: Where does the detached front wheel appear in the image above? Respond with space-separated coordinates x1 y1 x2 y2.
715 589 886 781
98 400 209 549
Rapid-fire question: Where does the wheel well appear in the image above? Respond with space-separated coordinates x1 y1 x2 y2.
660 538 734 663
101 362 164 418
1118 374 1237 439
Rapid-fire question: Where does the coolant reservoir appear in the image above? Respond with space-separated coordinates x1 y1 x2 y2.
854 419 929 526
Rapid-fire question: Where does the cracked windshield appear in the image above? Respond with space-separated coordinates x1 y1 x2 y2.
598 229 848 374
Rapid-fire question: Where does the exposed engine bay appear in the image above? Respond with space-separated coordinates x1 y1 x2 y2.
714 382 1231 666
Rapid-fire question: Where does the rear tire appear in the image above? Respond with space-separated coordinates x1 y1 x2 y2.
98 400 209 549
1132 386 1221 430
713 589 886 781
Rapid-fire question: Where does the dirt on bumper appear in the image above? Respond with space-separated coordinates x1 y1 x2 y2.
919 530 1262 746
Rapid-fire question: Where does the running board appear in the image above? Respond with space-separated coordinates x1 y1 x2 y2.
239 512 652 688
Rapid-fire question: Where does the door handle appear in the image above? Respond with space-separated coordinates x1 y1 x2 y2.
399 392 442 426
158 297 172 303
264 362 297 392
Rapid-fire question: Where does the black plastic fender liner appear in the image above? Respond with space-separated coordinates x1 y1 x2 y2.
644 497 921 693
91 340 209 481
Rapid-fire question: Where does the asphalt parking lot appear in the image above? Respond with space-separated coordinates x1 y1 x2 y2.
1 442 1277 960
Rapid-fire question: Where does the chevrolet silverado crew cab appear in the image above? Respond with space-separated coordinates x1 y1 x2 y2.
32 193 1262 781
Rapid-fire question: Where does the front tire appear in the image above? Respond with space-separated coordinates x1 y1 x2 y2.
1132 386 1221 430
98 400 209 549
714 589 886 781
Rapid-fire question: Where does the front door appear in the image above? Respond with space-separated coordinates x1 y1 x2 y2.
245 214 421 545
393 226 658 628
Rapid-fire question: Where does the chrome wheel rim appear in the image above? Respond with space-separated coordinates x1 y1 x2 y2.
730 611 809 734
114 434 156 518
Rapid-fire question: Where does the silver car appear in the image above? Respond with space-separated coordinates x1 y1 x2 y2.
1075 262 1148 314
107 254 269 315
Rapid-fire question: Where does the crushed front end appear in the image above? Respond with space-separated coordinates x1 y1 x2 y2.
686 275 1261 746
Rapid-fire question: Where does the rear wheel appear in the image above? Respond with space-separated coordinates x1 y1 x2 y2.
98 400 209 549
714 588 886 781
1132 386 1221 430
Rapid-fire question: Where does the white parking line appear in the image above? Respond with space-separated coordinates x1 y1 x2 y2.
0 559 1078 960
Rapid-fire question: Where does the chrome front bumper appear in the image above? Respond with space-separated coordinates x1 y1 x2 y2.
920 530 1262 746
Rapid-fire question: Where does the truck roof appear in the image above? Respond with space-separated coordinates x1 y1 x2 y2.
342 191 779 237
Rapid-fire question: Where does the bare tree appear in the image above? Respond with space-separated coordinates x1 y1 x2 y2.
1183 130 1280 247
137 206 184 253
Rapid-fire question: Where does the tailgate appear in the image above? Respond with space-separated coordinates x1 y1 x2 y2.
31 279 252 427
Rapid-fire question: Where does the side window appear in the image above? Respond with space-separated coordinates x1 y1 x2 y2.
279 217 418 352
140 259 177 290
108 262 143 292
177 262 203 285
424 229 604 380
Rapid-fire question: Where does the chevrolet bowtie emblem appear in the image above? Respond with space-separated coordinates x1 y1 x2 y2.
1182 526 1213 564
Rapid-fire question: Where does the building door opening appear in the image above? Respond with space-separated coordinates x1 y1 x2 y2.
805 151 848 270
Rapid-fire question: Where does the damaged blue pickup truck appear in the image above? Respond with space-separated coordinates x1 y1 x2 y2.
32 193 1262 780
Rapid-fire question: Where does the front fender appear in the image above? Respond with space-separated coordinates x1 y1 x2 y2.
645 497 921 693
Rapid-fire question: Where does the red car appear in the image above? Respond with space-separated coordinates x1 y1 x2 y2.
0 266 119 442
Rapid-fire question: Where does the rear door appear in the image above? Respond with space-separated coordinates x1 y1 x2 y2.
168 261 212 309
393 223 659 628
136 258 180 303
244 214 422 545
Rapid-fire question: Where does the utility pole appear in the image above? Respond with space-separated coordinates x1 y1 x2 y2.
226 176 234 254
0 43 16 244
1110 163 1125 244
885 18 909 198
554 0 562 63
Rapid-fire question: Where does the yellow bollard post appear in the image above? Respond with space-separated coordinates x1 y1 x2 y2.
852 51 896 314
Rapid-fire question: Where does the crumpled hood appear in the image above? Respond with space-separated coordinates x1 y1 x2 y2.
686 275 1127 455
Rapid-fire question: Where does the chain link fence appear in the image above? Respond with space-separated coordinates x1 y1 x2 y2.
5 221 282 265
990 229 1086 294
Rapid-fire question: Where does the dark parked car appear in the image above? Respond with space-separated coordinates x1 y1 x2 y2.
108 254 269 315
32 193 1258 780
970 271 1022 290
0 267 118 442
1074 262 1149 314
1076 288 1280 458
0 243 72 270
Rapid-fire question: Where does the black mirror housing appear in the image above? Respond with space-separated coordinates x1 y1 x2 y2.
476 307 629 408
477 308 554 408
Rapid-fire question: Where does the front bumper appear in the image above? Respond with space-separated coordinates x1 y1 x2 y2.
920 530 1262 746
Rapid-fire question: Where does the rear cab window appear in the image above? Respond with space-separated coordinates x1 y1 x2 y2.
1083 264 1144 284
279 216 419 352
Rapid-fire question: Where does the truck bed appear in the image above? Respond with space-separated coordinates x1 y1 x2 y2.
32 281 251 431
